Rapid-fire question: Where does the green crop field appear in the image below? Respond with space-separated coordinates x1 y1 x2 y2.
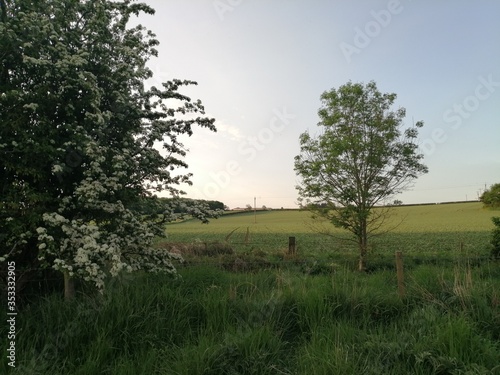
163 202 497 264
167 202 494 234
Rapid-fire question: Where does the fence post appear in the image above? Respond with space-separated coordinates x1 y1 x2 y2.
288 237 296 255
395 251 405 298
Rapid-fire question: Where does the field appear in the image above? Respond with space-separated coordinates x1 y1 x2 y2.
167 202 495 235
163 202 496 267
2 202 500 374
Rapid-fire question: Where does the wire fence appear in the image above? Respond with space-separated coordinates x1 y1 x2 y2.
157 234 495 259
2 234 497 304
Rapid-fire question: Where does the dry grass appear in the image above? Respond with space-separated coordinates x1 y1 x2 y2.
157 241 234 257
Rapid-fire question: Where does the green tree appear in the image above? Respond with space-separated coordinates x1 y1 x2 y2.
0 0 217 298
157 198 225 215
294 81 428 271
480 183 500 208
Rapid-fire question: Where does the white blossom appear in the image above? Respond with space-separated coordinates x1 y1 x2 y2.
52 164 64 174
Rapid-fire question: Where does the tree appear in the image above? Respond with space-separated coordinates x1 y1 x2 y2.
157 198 225 215
480 183 500 208
205 200 225 211
294 81 428 271
0 0 217 298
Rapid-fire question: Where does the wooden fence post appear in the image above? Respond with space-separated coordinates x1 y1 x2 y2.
395 251 405 298
288 237 296 255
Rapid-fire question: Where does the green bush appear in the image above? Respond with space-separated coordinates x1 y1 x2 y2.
481 183 500 208
218 252 272 272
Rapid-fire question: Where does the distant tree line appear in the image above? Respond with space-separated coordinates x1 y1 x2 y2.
129 197 225 216
161 198 225 213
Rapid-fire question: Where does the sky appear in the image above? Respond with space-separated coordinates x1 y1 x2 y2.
135 0 500 209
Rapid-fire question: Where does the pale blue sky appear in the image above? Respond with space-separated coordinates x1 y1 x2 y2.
136 0 500 209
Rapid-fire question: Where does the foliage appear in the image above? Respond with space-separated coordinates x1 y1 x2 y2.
157 240 234 257
0 0 217 294
294 81 428 270
491 217 500 259
480 183 500 208
159 198 225 215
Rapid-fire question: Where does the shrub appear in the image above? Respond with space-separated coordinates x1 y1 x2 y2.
218 253 272 273
481 183 500 208
156 241 234 257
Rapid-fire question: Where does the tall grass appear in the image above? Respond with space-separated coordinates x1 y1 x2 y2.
2 262 500 374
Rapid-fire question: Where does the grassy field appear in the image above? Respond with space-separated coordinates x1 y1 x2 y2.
3 264 500 374
2 202 499 374
166 202 495 235
163 202 497 265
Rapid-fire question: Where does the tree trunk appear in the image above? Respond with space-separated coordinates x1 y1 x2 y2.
358 243 367 271
64 271 75 300
358 219 368 272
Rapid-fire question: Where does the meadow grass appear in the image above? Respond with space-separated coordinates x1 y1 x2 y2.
3 263 500 374
2 202 499 374
164 202 496 267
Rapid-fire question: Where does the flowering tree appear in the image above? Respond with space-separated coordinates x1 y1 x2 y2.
0 0 218 298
